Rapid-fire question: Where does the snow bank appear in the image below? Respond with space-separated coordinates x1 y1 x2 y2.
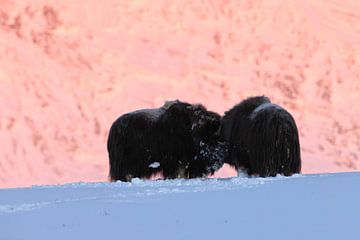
1 172 359 240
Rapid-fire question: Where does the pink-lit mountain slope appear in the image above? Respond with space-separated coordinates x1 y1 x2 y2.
0 0 359 187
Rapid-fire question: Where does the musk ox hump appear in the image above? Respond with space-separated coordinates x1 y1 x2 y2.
128 108 165 122
162 100 181 110
250 102 282 119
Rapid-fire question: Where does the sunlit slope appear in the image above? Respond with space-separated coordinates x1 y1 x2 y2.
0 0 360 187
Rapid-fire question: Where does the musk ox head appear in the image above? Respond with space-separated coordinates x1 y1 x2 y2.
189 104 221 144
161 100 221 146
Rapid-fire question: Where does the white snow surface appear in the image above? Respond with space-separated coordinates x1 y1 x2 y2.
1 172 360 240
148 162 161 168
251 102 283 119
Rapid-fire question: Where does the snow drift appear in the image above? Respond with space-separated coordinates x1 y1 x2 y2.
1 172 360 240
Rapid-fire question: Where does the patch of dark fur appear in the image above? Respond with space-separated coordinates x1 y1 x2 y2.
196 139 229 176
221 96 301 177
107 100 227 181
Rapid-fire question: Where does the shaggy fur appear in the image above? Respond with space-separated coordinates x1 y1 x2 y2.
221 96 301 177
107 100 227 181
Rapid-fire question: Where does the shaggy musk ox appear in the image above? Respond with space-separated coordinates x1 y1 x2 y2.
221 96 301 177
107 100 227 182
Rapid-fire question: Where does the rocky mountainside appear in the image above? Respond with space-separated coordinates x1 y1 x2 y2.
1 0 359 187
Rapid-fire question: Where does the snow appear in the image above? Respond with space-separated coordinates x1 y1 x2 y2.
149 162 160 168
128 108 165 121
1 172 360 240
251 103 283 118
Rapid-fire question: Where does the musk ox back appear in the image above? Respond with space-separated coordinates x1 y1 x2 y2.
107 100 227 182
221 96 301 177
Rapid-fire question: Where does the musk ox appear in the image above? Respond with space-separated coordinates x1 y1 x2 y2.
107 100 227 182
221 96 301 177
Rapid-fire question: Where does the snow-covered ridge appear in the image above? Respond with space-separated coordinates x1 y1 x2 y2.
1 172 359 240
0 174 293 214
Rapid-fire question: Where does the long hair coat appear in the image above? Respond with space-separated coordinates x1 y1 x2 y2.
221 96 301 177
107 100 227 181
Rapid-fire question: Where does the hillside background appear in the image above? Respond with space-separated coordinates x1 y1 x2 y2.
1 0 360 188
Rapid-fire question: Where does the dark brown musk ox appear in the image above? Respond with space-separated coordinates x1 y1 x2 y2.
221 96 301 177
107 100 227 182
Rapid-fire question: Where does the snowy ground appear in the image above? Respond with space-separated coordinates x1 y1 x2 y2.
1 172 359 240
